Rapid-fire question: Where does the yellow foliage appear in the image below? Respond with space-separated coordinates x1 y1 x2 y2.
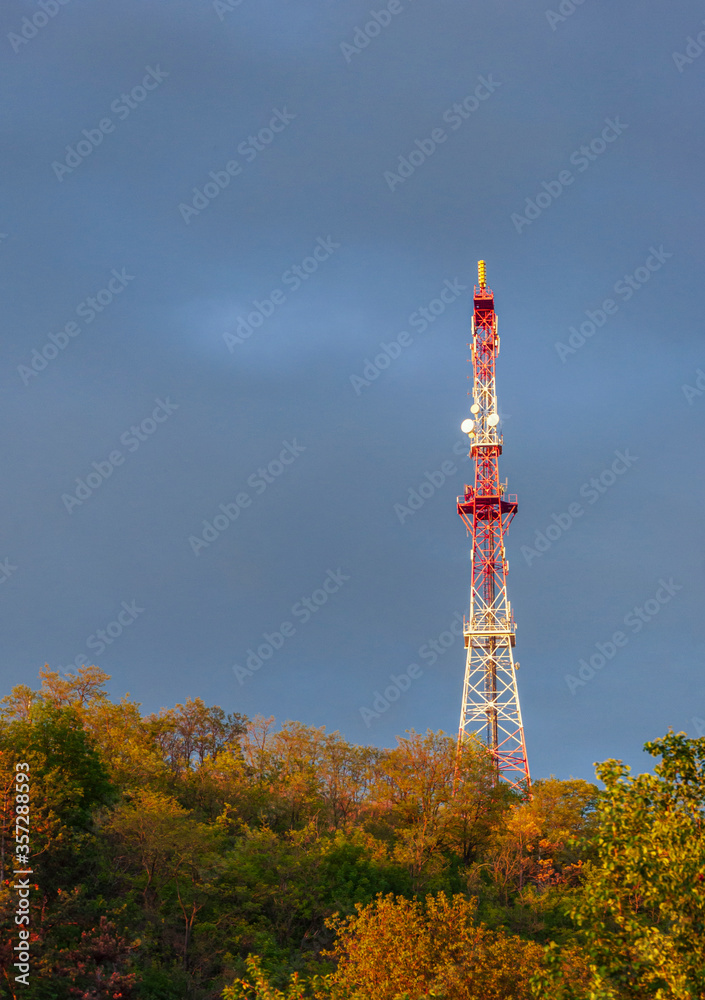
319 892 589 1000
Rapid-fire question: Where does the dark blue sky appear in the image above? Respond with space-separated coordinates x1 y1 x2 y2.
2 0 705 781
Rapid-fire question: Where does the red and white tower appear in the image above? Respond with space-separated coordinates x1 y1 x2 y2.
457 261 530 792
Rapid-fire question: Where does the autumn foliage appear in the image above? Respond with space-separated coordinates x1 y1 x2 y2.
1 666 704 999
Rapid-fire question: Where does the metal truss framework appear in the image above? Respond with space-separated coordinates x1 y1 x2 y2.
457 262 530 792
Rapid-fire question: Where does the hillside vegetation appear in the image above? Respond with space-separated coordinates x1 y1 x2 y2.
1 667 704 999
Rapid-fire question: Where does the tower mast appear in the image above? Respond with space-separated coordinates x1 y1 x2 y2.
457 261 530 792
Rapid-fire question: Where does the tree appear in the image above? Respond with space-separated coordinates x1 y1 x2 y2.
540 731 705 999
82 695 170 791
38 665 110 711
234 718 380 833
0 684 36 722
304 730 379 832
0 703 114 871
40 915 139 999
0 704 115 995
0 666 111 726
319 891 589 1000
368 730 508 891
0 753 17 888
485 805 543 904
443 737 513 866
104 788 223 970
146 698 246 776
477 778 596 910
224 954 307 1000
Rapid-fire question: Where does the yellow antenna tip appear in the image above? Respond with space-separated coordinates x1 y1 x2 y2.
478 260 486 288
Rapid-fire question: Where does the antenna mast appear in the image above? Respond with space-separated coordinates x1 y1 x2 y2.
457 261 530 792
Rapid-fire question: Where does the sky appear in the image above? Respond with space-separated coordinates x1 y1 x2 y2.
2 0 705 782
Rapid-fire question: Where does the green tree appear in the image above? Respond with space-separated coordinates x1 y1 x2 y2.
223 954 308 1000
539 731 705 999
104 787 223 970
0 703 115 996
0 702 114 870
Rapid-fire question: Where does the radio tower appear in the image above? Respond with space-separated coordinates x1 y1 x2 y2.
456 261 530 792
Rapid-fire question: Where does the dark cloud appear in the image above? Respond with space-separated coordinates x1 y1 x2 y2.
2 0 705 780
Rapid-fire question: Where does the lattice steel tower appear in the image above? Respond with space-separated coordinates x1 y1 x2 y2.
456 261 530 792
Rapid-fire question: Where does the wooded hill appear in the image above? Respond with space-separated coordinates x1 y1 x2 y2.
1 666 703 999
